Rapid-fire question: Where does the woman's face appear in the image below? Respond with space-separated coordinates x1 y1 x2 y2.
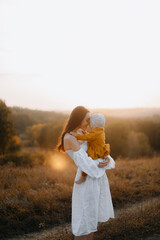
79 112 91 130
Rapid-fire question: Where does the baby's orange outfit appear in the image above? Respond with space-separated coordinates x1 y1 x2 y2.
76 127 110 177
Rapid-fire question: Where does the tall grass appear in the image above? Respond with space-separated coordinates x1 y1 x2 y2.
0 154 159 238
38 197 159 240
110 155 160 208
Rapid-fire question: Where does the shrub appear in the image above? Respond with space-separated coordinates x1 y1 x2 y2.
0 152 46 167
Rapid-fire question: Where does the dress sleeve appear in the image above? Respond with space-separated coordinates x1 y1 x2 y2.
71 148 107 178
76 131 98 142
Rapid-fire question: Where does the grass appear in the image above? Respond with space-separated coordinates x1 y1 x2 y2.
9 197 160 240
109 155 160 208
0 153 159 238
95 197 160 240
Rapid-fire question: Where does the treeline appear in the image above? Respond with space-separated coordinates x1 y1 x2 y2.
0 100 21 155
0 99 160 160
105 117 160 158
10 106 68 149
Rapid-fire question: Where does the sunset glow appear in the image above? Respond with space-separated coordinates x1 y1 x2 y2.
50 154 67 171
0 0 160 110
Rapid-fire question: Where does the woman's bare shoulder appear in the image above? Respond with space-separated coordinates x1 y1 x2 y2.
64 133 74 141
64 133 80 151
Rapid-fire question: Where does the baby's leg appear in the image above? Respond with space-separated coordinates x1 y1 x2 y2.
75 171 87 184
75 175 86 184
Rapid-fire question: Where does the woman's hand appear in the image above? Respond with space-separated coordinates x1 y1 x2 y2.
98 158 110 168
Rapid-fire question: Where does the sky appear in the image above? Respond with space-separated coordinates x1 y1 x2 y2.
0 0 160 111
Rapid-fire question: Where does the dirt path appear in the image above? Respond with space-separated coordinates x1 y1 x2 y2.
6 196 160 240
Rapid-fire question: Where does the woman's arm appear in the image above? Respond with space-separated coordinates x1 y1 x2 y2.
64 135 106 178
72 148 108 178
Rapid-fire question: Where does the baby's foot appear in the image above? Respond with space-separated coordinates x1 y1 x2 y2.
75 176 86 184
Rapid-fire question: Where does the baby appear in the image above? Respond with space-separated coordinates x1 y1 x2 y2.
70 113 111 184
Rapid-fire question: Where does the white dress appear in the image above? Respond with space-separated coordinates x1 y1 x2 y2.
66 141 115 236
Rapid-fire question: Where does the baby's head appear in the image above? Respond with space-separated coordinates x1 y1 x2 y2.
90 113 105 129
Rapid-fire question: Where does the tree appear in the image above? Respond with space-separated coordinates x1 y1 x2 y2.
128 130 152 158
26 123 43 146
0 99 15 155
37 122 63 149
105 121 129 158
8 135 21 153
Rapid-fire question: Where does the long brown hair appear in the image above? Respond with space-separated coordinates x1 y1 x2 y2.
56 106 89 152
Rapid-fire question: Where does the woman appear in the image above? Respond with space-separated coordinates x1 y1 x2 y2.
56 106 115 240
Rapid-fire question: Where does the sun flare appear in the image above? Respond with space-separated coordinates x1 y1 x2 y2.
50 154 67 171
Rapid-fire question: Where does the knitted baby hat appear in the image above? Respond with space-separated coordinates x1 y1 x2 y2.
90 113 105 129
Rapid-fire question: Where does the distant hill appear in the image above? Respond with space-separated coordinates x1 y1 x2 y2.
9 106 160 119
90 107 160 118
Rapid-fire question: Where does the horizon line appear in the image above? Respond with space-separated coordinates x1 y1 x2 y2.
8 104 160 113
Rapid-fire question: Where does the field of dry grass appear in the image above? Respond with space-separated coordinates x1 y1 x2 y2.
11 197 159 240
0 153 159 239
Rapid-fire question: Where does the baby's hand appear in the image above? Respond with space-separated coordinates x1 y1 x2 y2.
77 128 87 134
81 130 87 134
